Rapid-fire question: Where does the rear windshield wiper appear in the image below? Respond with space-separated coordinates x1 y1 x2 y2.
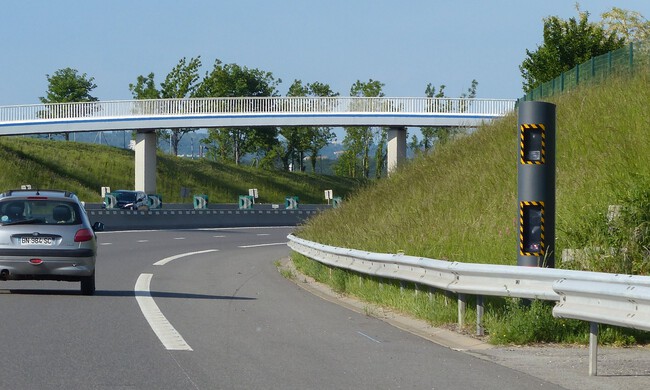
1 218 42 226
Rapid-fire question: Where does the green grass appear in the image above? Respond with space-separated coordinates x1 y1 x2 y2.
297 70 650 270
293 69 650 345
0 136 365 204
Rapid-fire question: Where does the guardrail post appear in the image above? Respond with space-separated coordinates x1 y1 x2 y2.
517 101 556 268
458 294 466 329
589 322 599 376
476 295 484 336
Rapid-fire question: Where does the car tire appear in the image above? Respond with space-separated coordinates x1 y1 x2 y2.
81 272 96 296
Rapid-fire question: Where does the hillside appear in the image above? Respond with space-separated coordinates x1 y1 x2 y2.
297 70 650 275
0 137 365 205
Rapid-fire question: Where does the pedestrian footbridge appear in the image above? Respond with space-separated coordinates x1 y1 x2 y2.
0 97 516 191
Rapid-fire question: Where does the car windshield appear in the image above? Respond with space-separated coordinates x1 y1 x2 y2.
115 192 137 202
0 199 82 225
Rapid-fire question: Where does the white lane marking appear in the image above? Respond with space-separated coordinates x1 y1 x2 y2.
135 274 193 351
256 233 270 236
174 237 186 240
197 226 294 231
137 240 149 243
238 242 288 249
100 242 113 246
213 235 225 238
97 226 294 235
153 249 219 266
357 331 382 344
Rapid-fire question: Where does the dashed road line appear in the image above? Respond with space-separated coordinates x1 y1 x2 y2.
238 242 288 249
153 249 219 266
357 331 382 344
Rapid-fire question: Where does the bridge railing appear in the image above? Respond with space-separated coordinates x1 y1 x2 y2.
0 97 516 123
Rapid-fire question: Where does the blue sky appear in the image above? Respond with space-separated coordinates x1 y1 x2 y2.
2 1 649 106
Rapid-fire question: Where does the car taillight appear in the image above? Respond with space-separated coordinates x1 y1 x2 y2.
29 258 43 265
74 228 94 242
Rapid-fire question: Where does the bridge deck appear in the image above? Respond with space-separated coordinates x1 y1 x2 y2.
0 97 516 135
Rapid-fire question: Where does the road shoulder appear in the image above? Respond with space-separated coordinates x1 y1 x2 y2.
279 257 650 390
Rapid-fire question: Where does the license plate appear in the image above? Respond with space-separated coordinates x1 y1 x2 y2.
21 237 53 245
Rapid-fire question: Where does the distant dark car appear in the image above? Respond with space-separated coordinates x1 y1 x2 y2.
105 190 149 210
0 189 104 295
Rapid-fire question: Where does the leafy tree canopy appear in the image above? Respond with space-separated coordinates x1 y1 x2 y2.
197 59 281 165
279 80 339 172
520 6 625 93
600 7 650 43
413 79 478 153
40 67 98 104
195 59 280 98
336 79 385 178
129 57 203 155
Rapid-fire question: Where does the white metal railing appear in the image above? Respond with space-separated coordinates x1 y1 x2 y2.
287 234 650 376
0 97 516 123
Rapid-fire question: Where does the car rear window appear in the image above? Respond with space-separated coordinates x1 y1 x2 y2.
0 199 82 225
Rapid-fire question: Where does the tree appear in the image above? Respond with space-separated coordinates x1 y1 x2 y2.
418 83 446 151
336 79 384 178
600 7 650 43
128 73 160 100
130 57 202 156
412 79 478 153
196 59 281 165
40 67 98 140
280 80 338 172
520 6 625 92
305 81 338 172
279 80 312 171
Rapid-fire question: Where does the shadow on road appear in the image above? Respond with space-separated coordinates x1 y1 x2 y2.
4 289 256 300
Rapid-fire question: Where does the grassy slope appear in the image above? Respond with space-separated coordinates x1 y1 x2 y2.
293 70 650 345
0 137 365 204
298 70 650 271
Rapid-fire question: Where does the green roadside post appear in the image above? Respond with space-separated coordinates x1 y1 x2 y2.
239 195 253 210
193 194 208 209
285 196 299 210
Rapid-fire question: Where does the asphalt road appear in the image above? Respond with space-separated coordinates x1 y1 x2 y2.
0 227 564 389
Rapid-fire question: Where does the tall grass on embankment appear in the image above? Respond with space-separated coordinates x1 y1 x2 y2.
0 136 365 204
293 69 650 344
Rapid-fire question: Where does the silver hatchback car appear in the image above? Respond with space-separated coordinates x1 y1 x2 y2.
0 189 104 295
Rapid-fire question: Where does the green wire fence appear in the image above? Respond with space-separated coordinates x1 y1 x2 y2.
521 40 649 101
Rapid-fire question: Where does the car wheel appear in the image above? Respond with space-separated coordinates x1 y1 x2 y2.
81 272 96 296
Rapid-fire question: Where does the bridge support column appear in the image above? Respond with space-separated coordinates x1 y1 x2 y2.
387 126 407 175
135 130 157 193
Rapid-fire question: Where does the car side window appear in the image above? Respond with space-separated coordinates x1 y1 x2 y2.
1 201 25 223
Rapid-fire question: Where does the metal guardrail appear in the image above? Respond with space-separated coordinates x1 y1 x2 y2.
553 279 650 376
553 279 650 332
287 234 650 376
